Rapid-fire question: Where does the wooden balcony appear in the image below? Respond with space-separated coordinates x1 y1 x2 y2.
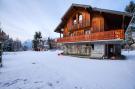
68 20 90 31
57 29 124 43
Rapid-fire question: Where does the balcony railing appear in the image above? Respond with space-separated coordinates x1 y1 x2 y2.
57 29 124 43
68 20 90 31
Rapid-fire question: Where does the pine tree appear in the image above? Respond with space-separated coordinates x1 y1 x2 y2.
125 1 135 13
47 37 53 49
32 31 42 51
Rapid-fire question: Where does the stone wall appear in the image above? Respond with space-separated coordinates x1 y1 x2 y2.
63 44 91 56
63 43 122 59
90 44 105 58
63 43 105 58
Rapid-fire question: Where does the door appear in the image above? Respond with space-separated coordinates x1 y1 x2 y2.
105 44 114 58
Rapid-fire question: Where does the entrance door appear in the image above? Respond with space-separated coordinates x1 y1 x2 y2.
105 44 114 58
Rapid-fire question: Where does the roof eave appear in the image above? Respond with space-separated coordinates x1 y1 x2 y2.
92 7 133 17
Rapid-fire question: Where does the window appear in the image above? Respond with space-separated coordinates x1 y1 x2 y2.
73 16 77 25
78 13 83 22
73 19 77 24
61 29 64 32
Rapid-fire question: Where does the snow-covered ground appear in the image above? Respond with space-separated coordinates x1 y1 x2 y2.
0 50 135 89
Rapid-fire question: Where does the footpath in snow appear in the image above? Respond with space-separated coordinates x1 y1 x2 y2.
0 50 135 89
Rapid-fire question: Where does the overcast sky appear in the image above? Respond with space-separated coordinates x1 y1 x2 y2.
0 0 133 41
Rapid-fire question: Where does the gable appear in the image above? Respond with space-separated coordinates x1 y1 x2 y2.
55 4 91 33
55 4 132 33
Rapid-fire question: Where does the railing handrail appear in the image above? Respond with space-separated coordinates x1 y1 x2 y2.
68 20 90 31
57 29 124 43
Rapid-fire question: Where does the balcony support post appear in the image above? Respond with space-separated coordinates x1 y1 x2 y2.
122 15 125 29
60 33 61 38
106 44 108 58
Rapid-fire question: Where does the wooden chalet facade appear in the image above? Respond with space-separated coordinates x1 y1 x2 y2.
55 4 132 59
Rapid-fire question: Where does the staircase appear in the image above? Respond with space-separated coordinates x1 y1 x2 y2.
125 9 135 47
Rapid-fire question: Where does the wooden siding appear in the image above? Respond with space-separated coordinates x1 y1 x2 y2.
92 16 104 33
63 9 90 37
62 8 106 38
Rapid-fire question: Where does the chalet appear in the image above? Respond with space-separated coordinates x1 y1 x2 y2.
54 4 132 59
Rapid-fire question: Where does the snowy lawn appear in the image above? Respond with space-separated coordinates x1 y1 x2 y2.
0 50 135 89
